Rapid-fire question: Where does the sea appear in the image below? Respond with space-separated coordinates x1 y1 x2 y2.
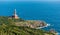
0 1 60 34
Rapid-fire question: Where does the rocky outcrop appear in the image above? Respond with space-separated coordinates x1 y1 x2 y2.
15 20 47 28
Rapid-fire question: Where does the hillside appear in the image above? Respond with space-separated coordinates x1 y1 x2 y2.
0 16 57 35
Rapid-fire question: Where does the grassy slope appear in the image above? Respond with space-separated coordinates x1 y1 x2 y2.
0 16 55 35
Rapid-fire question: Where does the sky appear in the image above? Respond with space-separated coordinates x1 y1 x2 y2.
0 0 60 2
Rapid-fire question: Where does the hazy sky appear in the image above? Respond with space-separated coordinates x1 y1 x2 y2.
0 0 60 2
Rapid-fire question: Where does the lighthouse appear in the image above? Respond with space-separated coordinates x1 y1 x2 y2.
13 9 19 19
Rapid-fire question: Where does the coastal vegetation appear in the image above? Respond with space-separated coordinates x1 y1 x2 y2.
0 16 56 35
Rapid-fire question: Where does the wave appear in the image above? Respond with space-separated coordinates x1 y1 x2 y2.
57 33 60 35
36 24 50 29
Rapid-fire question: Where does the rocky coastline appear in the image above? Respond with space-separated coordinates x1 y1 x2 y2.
0 16 57 35
15 20 47 28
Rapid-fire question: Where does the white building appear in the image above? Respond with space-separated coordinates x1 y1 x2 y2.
13 9 19 19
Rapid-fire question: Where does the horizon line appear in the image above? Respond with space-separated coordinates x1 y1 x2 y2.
0 0 60 2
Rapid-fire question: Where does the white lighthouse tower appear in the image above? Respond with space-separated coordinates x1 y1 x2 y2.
13 9 19 19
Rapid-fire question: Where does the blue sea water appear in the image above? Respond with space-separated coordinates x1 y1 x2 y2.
0 1 60 33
